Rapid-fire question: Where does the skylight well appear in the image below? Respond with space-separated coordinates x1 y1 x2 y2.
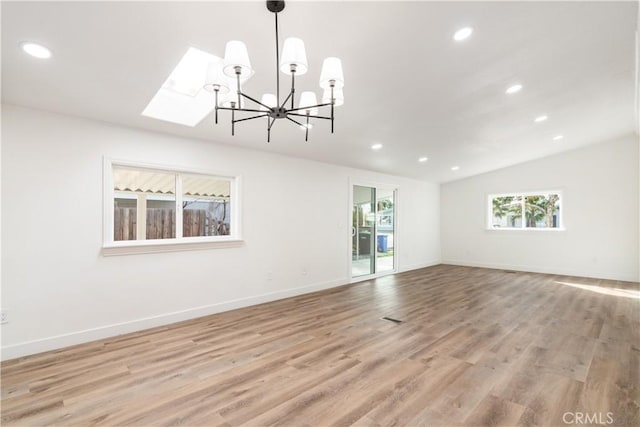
142 47 219 127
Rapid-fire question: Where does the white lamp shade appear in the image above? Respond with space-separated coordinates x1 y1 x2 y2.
203 58 230 94
223 40 254 78
319 57 344 89
298 91 318 115
322 87 344 106
280 37 308 75
260 93 277 111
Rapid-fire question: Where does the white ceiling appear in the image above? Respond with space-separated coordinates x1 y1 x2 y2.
2 1 637 182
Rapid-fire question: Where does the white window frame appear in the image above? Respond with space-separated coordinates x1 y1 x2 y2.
486 190 565 231
103 157 243 255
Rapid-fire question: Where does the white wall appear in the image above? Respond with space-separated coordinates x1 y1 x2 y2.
1 104 441 360
441 135 639 282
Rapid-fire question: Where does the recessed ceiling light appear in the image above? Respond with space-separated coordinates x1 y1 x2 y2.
505 84 522 95
418 157 428 162
534 115 548 123
553 135 564 141
371 143 383 150
20 42 51 59
451 166 460 171
453 27 473 41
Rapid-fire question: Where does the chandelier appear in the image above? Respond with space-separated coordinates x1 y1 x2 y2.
203 0 344 142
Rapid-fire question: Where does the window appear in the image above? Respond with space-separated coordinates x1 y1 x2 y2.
182 175 231 237
488 191 562 230
113 167 177 241
104 159 241 252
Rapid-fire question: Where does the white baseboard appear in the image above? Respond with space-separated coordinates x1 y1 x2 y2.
1 277 346 361
348 260 442 284
442 259 639 282
399 259 441 273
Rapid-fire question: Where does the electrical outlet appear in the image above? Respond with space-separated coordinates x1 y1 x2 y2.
1 310 7 325
267 271 273 281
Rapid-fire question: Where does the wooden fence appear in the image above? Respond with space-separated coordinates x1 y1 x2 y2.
147 208 176 239
114 208 227 240
183 209 206 237
114 208 175 241
114 207 137 241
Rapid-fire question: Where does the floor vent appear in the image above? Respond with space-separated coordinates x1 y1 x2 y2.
381 316 403 323
503 270 518 274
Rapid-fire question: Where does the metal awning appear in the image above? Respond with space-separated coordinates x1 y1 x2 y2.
113 167 230 198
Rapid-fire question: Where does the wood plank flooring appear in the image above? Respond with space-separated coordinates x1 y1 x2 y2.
2 264 639 426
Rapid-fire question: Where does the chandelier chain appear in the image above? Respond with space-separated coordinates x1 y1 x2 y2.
275 12 280 107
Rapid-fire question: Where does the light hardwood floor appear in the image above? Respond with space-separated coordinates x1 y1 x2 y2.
1 265 639 426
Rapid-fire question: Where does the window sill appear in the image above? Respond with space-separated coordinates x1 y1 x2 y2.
102 237 244 256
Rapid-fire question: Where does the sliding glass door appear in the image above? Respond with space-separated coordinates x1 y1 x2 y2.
352 185 375 277
375 188 395 274
351 184 396 278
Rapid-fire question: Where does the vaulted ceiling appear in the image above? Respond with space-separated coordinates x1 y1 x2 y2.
2 1 637 182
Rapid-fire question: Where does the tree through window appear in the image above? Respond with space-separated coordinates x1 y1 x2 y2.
489 192 561 229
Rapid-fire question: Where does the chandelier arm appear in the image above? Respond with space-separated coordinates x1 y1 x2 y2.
232 114 269 124
268 117 277 131
330 86 334 133
267 116 277 143
305 114 309 142
217 107 267 114
236 71 242 108
286 116 304 127
290 71 295 109
287 102 333 113
280 90 292 110
214 91 219 124
288 113 332 120
240 93 273 111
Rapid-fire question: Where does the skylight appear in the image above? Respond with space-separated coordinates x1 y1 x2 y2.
142 47 220 127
